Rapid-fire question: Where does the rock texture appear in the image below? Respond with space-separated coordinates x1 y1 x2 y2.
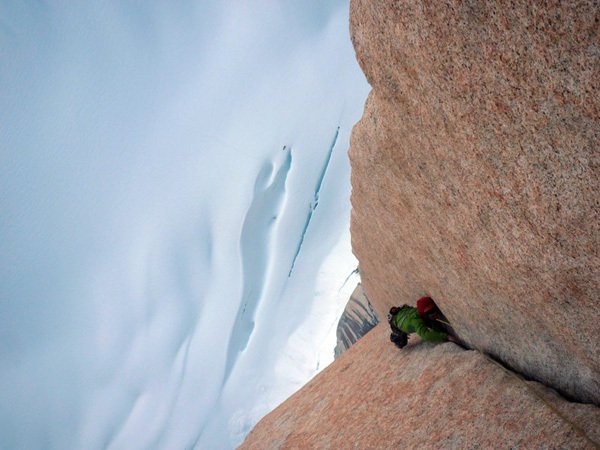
334 283 379 358
349 0 600 404
240 324 600 449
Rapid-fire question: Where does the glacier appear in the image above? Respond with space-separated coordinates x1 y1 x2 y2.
0 1 369 449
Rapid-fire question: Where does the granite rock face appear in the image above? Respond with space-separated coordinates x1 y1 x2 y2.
240 324 600 449
334 283 379 358
349 0 600 404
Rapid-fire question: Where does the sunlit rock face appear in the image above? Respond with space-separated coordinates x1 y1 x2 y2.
349 0 600 404
240 325 600 449
0 1 369 449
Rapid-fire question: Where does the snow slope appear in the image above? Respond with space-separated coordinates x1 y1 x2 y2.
0 1 369 448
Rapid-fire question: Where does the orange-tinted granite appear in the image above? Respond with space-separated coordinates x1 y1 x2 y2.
349 0 600 403
240 324 600 449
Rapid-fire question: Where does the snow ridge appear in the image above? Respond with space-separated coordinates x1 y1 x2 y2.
223 148 292 386
288 127 340 277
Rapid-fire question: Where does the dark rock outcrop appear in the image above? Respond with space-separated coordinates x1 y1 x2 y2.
349 0 600 404
240 325 600 449
334 283 379 358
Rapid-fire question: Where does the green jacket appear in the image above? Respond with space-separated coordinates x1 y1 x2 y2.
391 306 448 342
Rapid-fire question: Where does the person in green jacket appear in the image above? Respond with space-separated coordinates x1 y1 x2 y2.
388 304 449 348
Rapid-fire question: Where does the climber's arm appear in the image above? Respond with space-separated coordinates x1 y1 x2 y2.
413 319 448 342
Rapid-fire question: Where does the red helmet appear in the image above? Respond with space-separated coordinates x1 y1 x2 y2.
417 296 436 316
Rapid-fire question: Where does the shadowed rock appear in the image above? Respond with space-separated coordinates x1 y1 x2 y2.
334 283 379 358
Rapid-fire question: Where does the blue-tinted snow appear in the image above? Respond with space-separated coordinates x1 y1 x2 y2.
0 1 369 448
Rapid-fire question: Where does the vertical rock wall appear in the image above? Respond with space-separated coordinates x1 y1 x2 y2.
349 0 600 404
334 284 379 358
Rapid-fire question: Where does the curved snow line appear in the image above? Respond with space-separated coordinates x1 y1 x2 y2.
222 147 292 386
287 127 340 277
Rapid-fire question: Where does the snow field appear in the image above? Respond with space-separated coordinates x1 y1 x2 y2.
0 1 369 448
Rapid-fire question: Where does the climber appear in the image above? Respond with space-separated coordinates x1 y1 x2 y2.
388 299 450 349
